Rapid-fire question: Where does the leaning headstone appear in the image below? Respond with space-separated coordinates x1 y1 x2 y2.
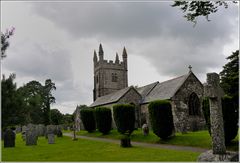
4 128 15 148
142 123 149 136
26 124 38 146
48 134 55 144
198 73 238 162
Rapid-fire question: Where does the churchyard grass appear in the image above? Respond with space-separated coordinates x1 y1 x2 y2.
76 129 239 151
2 133 200 161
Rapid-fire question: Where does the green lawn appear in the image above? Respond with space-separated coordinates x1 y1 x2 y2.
2 134 200 162
76 129 239 151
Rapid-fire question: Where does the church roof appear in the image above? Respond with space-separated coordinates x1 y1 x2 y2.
142 73 190 103
90 86 133 107
136 81 159 98
90 72 200 107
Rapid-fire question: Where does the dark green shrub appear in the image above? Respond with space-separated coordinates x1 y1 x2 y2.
113 104 135 135
80 108 96 133
95 107 112 134
148 100 174 140
201 96 239 144
113 104 135 147
222 96 239 144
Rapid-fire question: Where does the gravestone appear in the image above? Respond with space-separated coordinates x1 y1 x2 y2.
46 125 55 139
48 134 55 144
36 124 46 136
142 123 149 136
198 73 238 162
15 125 22 133
4 128 15 148
26 124 38 146
22 125 27 141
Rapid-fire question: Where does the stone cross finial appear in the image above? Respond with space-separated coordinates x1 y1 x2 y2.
206 73 226 154
188 65 192 72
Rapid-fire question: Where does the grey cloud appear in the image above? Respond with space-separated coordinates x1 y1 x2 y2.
3 41 73 82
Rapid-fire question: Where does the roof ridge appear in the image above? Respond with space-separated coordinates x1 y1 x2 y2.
158 73 188 85
145 82 159 97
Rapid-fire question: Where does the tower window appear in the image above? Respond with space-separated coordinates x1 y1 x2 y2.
188 92 200 116
112 73 118 82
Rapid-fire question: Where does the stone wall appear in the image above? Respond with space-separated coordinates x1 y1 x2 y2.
94 88 142 128
171 72 205 132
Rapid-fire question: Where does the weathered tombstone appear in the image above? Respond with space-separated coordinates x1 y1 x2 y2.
48 134 55 144
198 73 238 162
22 125 27 141
142 123 149 136
4 128 15 148
26 124 38 146
15 125 22 133
46 125 55 139
36 124 46 136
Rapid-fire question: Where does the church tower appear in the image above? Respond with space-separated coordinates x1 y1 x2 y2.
93 44 128 101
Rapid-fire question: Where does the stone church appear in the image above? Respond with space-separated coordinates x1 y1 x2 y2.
89 44 206 132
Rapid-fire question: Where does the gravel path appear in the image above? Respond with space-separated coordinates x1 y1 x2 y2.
63 133 208 153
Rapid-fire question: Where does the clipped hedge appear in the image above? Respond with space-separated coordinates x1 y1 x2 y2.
113 104 135 135
80 108 96 133
201 95 239 144
95 107 112 134
148 100 174 139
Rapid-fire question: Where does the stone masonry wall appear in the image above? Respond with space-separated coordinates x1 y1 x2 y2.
171 73 205 132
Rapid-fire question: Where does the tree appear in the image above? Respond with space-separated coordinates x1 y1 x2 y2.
148 100 174 140
113 104 135 147
1 74 26 129
50 109 64 125
95 107 112 134
42 79 56 125
80 108 96 133
1 27 15 59
220 50 239 105
18 81 45 124
172 1 237 24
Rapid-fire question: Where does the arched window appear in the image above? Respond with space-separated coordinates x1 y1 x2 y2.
188 92 200 116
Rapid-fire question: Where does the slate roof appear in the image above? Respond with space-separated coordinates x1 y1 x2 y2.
90 86 132 107
90 72 195 107
136 81 159 98
142 73 190 103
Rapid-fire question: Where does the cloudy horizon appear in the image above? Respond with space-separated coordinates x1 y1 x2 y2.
1 1 239 114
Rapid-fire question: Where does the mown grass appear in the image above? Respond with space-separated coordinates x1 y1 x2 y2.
76 129 239 151
2 133 200 162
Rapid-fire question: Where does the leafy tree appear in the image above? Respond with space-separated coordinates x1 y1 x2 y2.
18 81 45 124
42 79 56 125
220 50 239 105
172 1 237 24
1 74 26 129
63 113 74 127
50 109 64 125
1 27 15 59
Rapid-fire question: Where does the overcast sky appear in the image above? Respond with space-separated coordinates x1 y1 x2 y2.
1 1 239 114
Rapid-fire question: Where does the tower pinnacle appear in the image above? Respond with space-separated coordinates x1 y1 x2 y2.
115 52 119 64
122 46 127 58
99 43 104 60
